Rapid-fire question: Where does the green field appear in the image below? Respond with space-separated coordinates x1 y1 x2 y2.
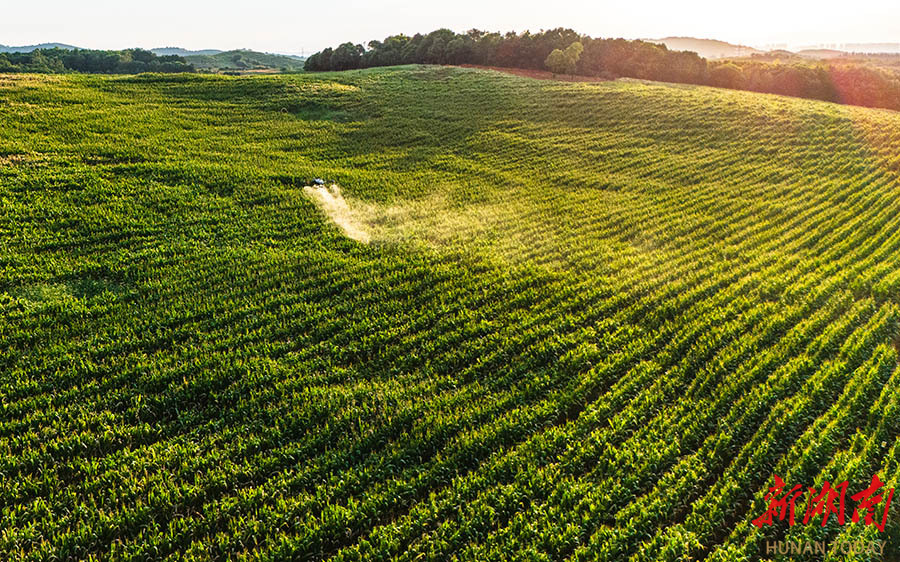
2 66 900 560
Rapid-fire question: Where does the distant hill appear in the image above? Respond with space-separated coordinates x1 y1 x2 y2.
790 44 900 56
841 43 900 54
0 43 304 72
1 44 222 56
0 43 80 53
647 37 762 59
797 49 846 59
186 49 305 72
151 47 223 57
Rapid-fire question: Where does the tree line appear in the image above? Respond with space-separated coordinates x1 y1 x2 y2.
305 28 707 84
305 28 900 112
707 59 900 111
0 48 194 74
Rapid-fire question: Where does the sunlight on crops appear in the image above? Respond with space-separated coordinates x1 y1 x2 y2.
307 183 623 274
3 66 900 561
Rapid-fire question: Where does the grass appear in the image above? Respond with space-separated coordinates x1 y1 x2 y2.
2 65 900 560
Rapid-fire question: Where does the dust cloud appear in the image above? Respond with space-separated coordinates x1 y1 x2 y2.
303 184 372 243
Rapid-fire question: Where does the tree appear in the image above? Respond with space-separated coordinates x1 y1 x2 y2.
564 41 583 75
401 34 424 64
130 49 155 64
545 49 569 76
545 41 583 77
26 50 54 73
0 53 15 71
329 43 363 70
709 62 744 89
426 38 446 64
445 37 471 65
317 47 334 70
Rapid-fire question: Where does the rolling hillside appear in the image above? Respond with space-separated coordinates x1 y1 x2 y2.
186 49 305 72
2 66 900 560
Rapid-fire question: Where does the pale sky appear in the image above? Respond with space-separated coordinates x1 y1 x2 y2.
3 0 899 55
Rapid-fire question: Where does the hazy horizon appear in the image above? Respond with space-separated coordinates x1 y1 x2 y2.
3 0 899 55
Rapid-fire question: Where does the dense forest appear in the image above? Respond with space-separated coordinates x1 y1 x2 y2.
305 28 900 111
0 48 194 74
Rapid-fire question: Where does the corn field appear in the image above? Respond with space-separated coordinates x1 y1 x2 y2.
1 66 900 560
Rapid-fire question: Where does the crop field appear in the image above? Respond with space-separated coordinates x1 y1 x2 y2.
2 65 900 560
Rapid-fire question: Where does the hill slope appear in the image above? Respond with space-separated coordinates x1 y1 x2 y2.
0 42 80 53
151 47 223 57
796 48 847 59
186 49 305 72
2 66 900 560
647 36 762 58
